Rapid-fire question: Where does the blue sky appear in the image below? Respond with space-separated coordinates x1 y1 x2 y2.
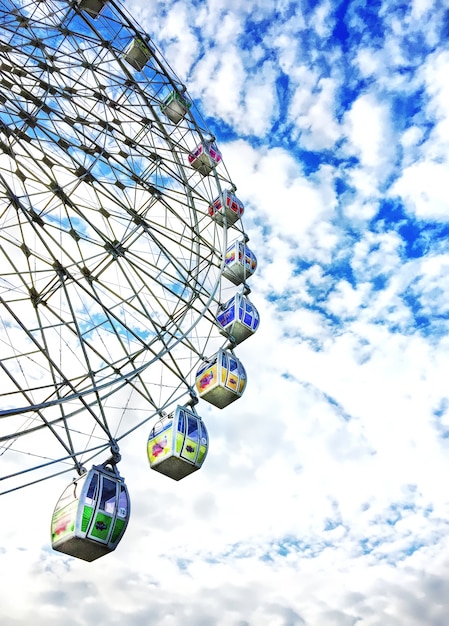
2 0 449 624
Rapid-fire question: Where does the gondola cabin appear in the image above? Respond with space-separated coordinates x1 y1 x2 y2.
147 406 208 481
195 348 247 408
124 38 153 71
161 91 191 124
208 190 244 228
51 463 130 562
216 293 260 345
76 0 107 17
188 141 222 176
223 240 257 285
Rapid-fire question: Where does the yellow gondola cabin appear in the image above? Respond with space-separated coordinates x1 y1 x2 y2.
161 90 191 124
195 348 247 408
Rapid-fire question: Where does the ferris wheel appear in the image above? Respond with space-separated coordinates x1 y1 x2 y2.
0 0 260 511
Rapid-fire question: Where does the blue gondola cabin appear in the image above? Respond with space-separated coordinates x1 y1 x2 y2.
147 406 208 480
195 348 247 408
223 240 257 285
216 293 260 345
208 190 244 228
161 91 191 124
76 0 107 17
188 141 222 176
51 463 130 562
124 37 153 71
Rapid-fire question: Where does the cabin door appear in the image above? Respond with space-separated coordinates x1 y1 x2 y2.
86 475 118 544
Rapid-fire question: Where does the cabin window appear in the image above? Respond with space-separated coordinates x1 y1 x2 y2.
100 477 117 514
199 421 207 445
151 419 163 437
187 416 198 440
117 485 128 518
151 416 171 437
178 409 185 434
86 473 98 505
57 483 76 509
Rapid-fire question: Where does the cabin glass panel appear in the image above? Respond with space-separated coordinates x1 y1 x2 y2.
117 485 129 519
216 296 235 328
100 477 117 514
110 485 129 544
225 356 239 391
81 472 98 532
176 411 185 453
197 422 208 465
238 362 247 393
244 307 253 328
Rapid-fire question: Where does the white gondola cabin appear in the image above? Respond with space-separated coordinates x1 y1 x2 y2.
216 293 260 345
188 141 222 176
124 38 153 71
195 348 247 408
161 91 191 124
223 240 257 285
208 190 244 228
76 0 107 17
147 405 208 481
51 463 130 562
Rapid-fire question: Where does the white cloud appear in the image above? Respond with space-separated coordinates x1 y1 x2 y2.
411 0 434 20
343 93 395 172
290 76 342 150
392 161 449 220
3 0 449 624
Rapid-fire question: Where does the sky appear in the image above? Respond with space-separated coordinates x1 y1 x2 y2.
2 0 449 624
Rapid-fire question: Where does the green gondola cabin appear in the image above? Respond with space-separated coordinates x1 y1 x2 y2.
124 37 153 71
51 463 130 562
161 91 191 124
